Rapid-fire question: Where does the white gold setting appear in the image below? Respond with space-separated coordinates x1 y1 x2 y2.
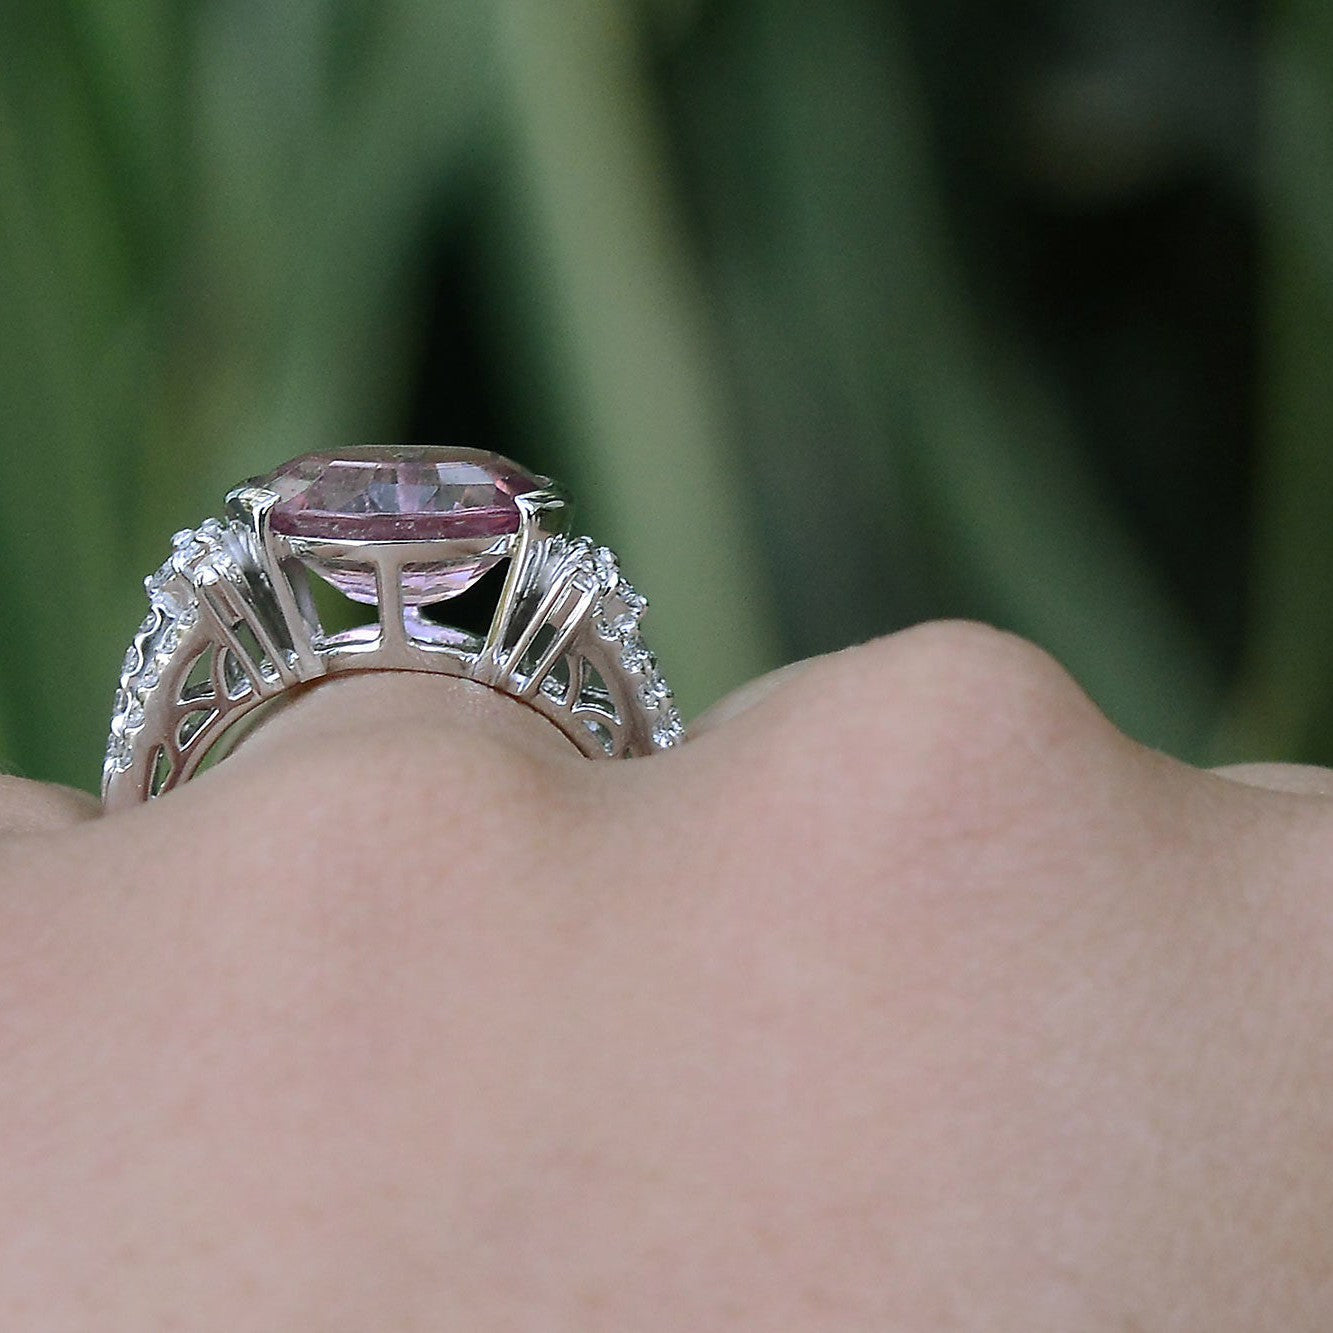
102 454 683 809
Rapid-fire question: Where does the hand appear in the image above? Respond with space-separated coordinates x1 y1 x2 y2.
3 622 1331 1329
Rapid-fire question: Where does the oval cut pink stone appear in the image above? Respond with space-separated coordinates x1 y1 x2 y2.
260 446 545 605
264 446 541 542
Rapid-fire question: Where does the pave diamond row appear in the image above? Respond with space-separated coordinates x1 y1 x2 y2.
549 536 684 750
103 521 240 780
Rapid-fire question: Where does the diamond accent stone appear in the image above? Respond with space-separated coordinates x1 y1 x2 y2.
145 565 186 615
620 640 653 674
639 673 672 706
653 707 685 749
618 584 647 617
592 547 619 592
596 582 648 640
171 541 207 575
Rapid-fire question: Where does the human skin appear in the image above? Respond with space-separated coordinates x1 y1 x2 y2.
2 620 1332 1329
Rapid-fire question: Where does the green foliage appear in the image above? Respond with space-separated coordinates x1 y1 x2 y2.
1218 0 1333 762
0 0 1320 788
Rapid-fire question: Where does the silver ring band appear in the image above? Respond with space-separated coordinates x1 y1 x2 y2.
102 448 682 809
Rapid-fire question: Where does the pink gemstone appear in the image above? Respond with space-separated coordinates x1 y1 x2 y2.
260 446 544 605
265 446 540 542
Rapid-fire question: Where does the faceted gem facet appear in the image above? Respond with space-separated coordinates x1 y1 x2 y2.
265 447 541 543
261 446 544 604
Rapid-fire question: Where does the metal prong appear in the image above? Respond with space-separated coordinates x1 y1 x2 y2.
194 571 277 698
504 575 597 700
477 488 570 671
373 554 409 657
229 487 322 678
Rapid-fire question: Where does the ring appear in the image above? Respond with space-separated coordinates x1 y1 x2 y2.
102 446 683 809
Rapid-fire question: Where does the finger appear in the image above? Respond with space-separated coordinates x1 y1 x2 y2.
688 657 822 739
1210 762 1333 798
0 776 100 836
214 670 583 777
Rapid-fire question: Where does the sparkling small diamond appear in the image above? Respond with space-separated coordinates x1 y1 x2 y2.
171 529 196 549
122 646 141 679
159 626 181 656
592 577 648 641
138 612 158 636
653 707 685 748
210 546 242 579
597 593 645 641
146 565 185 614
124 702 146 731
621 640 653 674
540 674 565 701
171 541 207 575
592 547 618 591
140 665 160 690
178 604 199 629
199 518 226 541
640 674 672 706
618 584 647 617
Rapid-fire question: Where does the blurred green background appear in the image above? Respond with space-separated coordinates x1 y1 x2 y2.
0 0 1326 792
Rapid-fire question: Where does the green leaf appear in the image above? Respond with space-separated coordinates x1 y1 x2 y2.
483 0 785 716
679 0 1219 753
1216 1 1333 762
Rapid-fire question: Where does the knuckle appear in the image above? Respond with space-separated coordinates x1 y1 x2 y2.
888 620 1102 752
736 621 1122 864
685 626 1141 976
811 620 1108 769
